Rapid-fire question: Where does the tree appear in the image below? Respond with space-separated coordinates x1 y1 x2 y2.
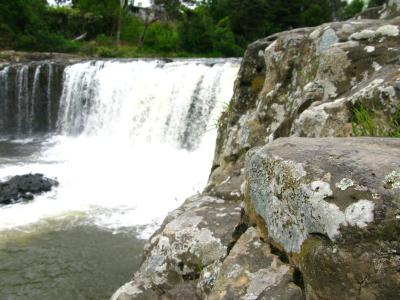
368 0 385 8
153 0 196 21
228 0 270 46
212 17 242 56
179 6 214 53
344 0 365 19
139 9 161 47
300 0 332 27
0 0 77 51
70 0 121 38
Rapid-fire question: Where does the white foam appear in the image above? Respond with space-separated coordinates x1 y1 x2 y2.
0 59 240 238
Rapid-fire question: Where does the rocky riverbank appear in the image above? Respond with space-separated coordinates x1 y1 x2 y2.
112 1 400 299
0 51 81 64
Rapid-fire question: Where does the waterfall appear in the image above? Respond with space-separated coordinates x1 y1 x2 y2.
0 58 239 237
57 59 238 150
30 65 42 135
0 67 10 131
47 63 54 131
16 65 29 134
0 62 65 136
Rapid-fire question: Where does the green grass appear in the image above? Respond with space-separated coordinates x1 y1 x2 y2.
352 105 400 137
73 41 227 59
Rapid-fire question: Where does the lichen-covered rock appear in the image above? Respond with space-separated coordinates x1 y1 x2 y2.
111 195 242 300
380 0 400 19
245 137 400 299
207 16 400 199
206 227 302 300
115 8 400 300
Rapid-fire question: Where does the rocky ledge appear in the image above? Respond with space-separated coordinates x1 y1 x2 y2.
245 137 400 299
0 173 58 205
0 50 81 65
113 2 400 299
113 138 399 299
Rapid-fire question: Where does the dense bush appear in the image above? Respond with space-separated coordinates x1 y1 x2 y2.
0 0 375 57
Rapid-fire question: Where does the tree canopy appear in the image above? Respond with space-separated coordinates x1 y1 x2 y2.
0 0 376 57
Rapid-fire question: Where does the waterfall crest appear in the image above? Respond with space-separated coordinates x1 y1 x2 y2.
57 59 239 150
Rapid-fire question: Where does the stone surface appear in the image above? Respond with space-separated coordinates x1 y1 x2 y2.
111 195 242 300
207 227 302 300
380 0 400 19
0 173 58 205
0 50 81 64
207 17 400 201
245 137 400 299
114 8 400 300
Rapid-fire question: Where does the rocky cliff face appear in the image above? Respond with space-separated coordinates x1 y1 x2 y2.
113 5 400 300
206 16 400 202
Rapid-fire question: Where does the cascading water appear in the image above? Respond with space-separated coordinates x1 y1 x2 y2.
0 59 239 299
0 62 65 135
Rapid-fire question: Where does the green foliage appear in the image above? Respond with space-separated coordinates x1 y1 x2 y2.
367 0 385 8
352 106 378 136
352 105 400 137
389 106 400 137
0 0 371 57
120 15 143 44
344 0 366 19
212 17 242 57
144 23 180 52
179 7 215 54
228 0 270 46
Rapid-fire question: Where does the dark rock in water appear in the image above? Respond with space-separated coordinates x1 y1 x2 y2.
0 173 58 205
160 58 173 63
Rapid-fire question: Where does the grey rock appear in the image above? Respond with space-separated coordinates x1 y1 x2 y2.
111 195 242 300
207 227 302 300
245 137 400 299
0 173 58 205
208 17 400 195
316 27 339 53
394 79 400 90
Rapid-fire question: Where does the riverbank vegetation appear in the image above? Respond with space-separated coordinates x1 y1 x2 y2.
0 0 385 58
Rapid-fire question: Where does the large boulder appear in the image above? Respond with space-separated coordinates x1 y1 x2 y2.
111 195 243 300
207 16 400 201
0 173 58 205
245 137 400 299
208 227 302 300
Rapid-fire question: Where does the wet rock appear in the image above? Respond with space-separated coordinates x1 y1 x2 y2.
111 195 242 300
245 137 400 299
206 227 302 300
0 173 58 205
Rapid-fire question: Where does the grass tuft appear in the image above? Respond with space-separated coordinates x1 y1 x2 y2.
352 104 400 137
